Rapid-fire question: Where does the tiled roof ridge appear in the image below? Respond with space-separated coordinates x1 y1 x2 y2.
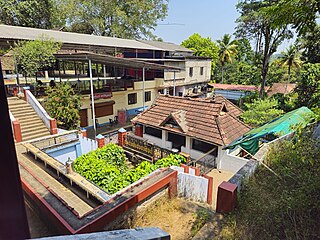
226 111 252 130
215 116 226 145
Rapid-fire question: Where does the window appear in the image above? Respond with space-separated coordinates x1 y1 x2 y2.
200 67 204 75
145 91 151 102
192 139 217 155
128 93 137 105
189 67 193 77
145 126 162 138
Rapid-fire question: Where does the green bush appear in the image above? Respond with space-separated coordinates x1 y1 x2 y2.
73 145 186 194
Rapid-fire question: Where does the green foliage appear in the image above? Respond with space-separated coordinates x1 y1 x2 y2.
0 0 68 29
73 148 186 194
272 93 297 113
191 209 211 237
297 24 320 63
66 0 168 39
236 0 293 97
181 33 219 74
241 98 284 127
294 63 320 109
219 125 320 239
44 83 81 130
13 36 61 77
263 0 320 36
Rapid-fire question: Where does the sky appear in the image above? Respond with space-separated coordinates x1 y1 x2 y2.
153 0 293 52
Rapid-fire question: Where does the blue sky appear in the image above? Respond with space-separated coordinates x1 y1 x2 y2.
154 0 293 52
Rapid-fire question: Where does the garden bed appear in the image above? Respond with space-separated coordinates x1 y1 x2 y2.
73 143 186 194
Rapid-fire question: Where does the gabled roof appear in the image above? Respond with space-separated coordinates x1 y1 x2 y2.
267 83 296 96
132 95 251 146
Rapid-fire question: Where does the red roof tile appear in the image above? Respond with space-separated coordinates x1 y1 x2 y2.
132 95 251 146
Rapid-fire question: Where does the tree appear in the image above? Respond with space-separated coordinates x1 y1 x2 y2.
0 0 68 29
181 33 219 75
44 83 81 130
278 45 302 93
13 36 61 77
216 34 238 83
297 24 320 63
236 0 293 98
65 0 168 39
264 0 320 36
294 63 320 109
241 98 283 127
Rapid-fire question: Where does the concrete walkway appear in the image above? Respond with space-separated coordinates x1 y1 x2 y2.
207 169 233 210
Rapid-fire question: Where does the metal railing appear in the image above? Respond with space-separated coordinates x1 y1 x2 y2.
189 147 217 175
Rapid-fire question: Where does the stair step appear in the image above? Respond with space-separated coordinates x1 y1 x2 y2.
12 111 38 119
9 105 33 112
16 114 42 121
11 109 35 116
19 119 43 126
21 126 49 134
22 128 50 138
23 132 51 141
20 121 46 130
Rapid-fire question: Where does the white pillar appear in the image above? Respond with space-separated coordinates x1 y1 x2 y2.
103 65 106 78
161 130 166 148
89 59 96 138
142 67 145 110
173 71 176 96
185 136 191 154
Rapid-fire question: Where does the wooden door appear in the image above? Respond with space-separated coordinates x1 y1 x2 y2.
80 109 88 127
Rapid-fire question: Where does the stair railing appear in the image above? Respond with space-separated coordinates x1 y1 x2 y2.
9 110 23 142
23 87 57 135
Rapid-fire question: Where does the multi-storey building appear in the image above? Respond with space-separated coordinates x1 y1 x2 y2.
0 24 211 128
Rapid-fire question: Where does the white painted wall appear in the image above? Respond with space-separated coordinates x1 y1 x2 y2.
218 147 249 173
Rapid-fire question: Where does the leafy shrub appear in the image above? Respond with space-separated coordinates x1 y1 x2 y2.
73 145 186 194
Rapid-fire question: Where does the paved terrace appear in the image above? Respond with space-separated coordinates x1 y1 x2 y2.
16 141 177 233
17 144 94 217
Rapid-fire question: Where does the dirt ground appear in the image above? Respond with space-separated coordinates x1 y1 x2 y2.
207 169 234 210
132 197 213 240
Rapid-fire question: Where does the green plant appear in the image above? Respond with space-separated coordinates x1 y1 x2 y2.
241 98 284 127
191 209 211 237
44 83 81 130
73 147 186 194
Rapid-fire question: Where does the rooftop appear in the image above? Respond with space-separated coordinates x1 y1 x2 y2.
132 95 250 146
0 24 190 54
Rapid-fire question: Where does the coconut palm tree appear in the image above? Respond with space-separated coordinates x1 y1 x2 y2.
217 34 238 83
278 45 303 93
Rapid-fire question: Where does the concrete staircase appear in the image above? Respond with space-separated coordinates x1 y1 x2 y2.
8 97 51 141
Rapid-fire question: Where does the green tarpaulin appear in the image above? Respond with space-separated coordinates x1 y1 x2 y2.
224 107 314 155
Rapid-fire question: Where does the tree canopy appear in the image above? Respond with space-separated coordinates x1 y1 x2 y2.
13 36 61 77
65 0 169 39
0 0 68 29
241 98 284 127
236 0 293 98
181 33 219 75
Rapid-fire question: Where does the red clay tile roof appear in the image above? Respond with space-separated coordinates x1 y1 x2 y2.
267 83 296 96
132 95 251 146
209 83 272 92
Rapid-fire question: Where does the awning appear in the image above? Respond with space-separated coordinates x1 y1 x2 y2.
224 107 314 154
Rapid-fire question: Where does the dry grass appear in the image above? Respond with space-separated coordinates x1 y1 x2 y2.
133 196 212 240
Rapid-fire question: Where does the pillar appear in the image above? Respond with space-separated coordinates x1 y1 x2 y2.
216 181 237 213
185 136 191 154
50 119 58 135
96 134 105 148
12 120 22 142
81 129 87 138
161 130 166 148
118 128 127 147
168 171 178 198
203 174 213 205
135 124 143 137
